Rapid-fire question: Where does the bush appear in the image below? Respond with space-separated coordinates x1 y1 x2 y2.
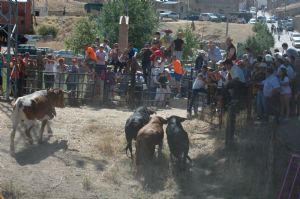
177 25 200 60
241 22 274 57
37 25 58 38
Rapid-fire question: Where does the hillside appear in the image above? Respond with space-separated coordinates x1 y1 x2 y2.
35 16 254 50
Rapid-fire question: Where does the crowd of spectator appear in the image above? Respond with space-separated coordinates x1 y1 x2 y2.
1 30 300 124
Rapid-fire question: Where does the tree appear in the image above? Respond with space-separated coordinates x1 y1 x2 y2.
242 22 274 57
65 17 100 53
98 0 159 49
177 26 201 60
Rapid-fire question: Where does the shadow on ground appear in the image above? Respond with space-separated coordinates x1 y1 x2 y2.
15 139 68 166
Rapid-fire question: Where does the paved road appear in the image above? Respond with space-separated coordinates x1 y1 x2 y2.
259 11 294 51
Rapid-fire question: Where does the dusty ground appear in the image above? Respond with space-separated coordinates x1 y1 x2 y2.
0 99 299 199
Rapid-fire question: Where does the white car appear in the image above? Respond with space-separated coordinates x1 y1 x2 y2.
293 39 300 49
160 11 179 20
248 18 256 24
290 32 300 41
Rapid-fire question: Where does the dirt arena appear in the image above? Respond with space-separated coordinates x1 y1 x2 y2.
0 100 297 199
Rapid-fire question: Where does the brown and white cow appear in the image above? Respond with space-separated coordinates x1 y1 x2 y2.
10 88 67 156
135 116 167 166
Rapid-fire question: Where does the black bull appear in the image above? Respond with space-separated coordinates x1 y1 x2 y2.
124 106 155 158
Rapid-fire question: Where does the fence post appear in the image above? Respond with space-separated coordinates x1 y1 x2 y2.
187 66 194 115
225 103 236 149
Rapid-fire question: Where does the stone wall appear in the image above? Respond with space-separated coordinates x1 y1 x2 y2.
293 15 300 31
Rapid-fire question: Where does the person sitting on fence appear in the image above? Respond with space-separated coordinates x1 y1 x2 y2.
155 69 171 108
187 73 208 119
83 43 97 74
56 57 67 89
66 58 79 105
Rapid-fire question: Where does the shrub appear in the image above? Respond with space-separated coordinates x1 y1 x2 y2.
241 22 274 57
37 25 58 38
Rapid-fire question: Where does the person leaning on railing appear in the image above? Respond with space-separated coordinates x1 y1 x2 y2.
43 55 56 89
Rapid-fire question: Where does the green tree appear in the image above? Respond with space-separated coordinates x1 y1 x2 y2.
98 0 159 48
242 23 274 57
65 17 100 53
177 26 200 60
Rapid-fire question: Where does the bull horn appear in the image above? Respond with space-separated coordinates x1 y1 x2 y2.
63 90 72 94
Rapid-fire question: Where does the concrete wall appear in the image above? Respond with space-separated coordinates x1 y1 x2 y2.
293 15 300 31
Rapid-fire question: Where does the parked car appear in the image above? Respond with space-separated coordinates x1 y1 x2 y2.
292 33 300 43
266 17 275 23
292 38 300 49
160 11 179 20
257 16 266 23
184 15 199 21
18 44 38 55
214 13 226 22
199 13 219 22
248 18 256 24
290 32 300 41
250 6 256 14
37 47 54 55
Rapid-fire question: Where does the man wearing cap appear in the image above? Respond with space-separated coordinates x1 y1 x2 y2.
225 37 237 61
96 44 107 75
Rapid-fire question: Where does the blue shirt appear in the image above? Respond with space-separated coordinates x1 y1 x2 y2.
128 48 138 59
263 74 280 97
208 47 222 62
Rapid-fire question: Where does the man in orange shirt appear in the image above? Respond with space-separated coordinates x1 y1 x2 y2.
169 55 184 97
83 43 97 72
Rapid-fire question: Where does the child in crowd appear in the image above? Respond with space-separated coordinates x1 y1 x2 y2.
279 67 292 121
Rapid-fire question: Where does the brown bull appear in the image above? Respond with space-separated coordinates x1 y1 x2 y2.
10 88 67 156
135 116 167 166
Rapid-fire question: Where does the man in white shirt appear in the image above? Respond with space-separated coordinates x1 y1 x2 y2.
223 59 246 102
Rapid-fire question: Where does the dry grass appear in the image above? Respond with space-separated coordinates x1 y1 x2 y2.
96 133 117 156
102 163 123 185
82 176 92 191
160 20 255 46
0 181 22 199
